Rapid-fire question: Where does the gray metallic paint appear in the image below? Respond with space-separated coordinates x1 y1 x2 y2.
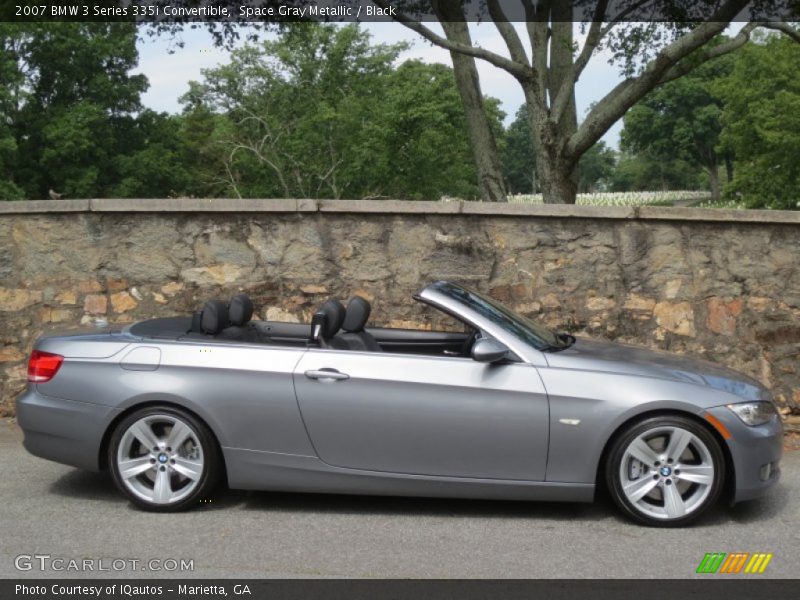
16 282 782 506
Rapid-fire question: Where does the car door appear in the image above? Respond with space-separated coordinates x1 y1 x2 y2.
292 348 549 481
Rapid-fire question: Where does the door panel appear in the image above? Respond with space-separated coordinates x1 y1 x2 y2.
293 350 549 480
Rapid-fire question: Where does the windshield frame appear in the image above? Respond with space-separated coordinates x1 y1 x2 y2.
416 281 564 363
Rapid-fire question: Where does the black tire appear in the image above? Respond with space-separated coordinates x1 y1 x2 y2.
108 405 222 512
605 415 725 527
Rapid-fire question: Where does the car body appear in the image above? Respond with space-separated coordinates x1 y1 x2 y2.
16 281 782 525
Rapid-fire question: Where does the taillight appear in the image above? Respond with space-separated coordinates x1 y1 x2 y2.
27 350 64 383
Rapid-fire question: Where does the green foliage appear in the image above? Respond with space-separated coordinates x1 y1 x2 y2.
2 23 150 199
609 153 705 192
620 54 733 197
578 142 616 192
714 34 800 209
502 105 536 194
182 23 492 200
111 111 193 198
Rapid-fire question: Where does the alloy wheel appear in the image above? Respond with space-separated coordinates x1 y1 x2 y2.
619 425 715 521
115 414 205 505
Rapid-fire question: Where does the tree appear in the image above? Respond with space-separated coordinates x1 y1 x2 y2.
578 141 616 192
714 33 800 209
2 23 148 199
620 55 734 199
609 152 705 191
502 105 537 194
111 111 193 198
369 60 505 200
0 25 25 199
183 23 501 200
434 3 508 202
377 0 800 203
185 24 405 199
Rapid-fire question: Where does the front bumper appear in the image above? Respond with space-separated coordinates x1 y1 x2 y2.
16 386 118 472
705 406 783 504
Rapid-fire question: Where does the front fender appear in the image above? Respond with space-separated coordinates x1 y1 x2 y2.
539 367 748 483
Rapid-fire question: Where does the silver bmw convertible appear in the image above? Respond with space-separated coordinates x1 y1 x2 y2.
16 280 781 526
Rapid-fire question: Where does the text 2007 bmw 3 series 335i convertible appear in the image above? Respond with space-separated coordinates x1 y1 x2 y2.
17 281 782 526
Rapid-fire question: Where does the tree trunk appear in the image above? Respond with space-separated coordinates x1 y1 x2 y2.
520 7 579 205
536 144 579 204
708 162 721 200
724 154 734 184
525 3 580 204
435 3 506 202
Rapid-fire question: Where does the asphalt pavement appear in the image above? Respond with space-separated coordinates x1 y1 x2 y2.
1 421 797 579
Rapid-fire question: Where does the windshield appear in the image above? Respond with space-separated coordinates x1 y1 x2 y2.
430 281 564 351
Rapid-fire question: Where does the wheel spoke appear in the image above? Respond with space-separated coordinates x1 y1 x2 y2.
166 420 193 450
623 476 659 503
129 420 160 450
627 437 659 466
172 457 203 481
153 468 172 503
675 464 713 486
663 484 686 518
665 428 692 461
118 456 153 480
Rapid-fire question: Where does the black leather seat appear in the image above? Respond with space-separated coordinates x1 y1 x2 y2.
198 300 229 335
310 299 347 349
334 296 381 351
218 294 264 343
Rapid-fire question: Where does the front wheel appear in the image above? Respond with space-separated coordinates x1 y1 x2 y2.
108 406 222 511
606 415 725 527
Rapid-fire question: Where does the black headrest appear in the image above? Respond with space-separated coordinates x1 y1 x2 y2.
201 300 229 335
342 296 371 333
228 294 254 326
311 299 346 341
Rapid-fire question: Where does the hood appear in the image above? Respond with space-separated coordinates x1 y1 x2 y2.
545 337 766 402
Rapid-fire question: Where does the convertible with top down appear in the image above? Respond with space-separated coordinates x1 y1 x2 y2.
16 280 782 526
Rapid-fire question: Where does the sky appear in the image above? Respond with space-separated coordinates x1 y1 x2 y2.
134 22 628 147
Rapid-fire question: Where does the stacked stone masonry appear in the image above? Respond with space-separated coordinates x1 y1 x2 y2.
0 199 798 423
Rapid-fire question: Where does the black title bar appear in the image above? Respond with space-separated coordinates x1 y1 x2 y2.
3 0 799 23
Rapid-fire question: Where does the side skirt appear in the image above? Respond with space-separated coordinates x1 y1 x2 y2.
222 447 595 503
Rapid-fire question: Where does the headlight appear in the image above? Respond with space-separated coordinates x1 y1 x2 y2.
726 402 777 426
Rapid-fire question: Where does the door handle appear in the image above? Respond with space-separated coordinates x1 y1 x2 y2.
304 369 350 382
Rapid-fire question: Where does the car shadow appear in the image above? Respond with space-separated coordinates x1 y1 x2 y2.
49 469 120 502
697 482 791 528
48 469 788 525
48 469 250 511
240 488 625 523
239 483 789 526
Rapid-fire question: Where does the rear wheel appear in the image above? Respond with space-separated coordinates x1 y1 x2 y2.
108 406 221 511
606 415 724 526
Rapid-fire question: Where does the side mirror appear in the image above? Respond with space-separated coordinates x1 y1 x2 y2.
471 338 510 363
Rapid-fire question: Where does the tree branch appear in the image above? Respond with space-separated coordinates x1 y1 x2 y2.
487 0 530 67
598 0 654 40
567 0 751 161
573 0 609 80
656 22 759 86
550 0 609 123
524 0 551 109
374 0 530 80
759 22 800 44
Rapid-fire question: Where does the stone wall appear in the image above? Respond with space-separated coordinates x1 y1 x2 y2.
1 199 799 425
